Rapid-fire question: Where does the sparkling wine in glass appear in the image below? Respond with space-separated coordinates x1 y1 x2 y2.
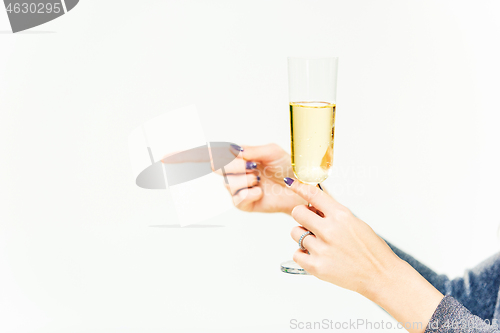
281 57 338 275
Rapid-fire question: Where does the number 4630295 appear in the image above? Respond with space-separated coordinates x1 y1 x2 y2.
6 2 62 14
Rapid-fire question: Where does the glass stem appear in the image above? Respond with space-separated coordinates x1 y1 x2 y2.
307 183 323 207
307 183 324 217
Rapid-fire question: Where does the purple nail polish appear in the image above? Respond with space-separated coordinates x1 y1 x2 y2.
230 144 243 152
257 176 261 182
284 177 294 186
246 161 257 170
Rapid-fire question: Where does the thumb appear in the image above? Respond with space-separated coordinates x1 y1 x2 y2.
283 177 332 214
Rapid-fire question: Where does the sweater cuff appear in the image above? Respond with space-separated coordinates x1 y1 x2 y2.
425 296 499 333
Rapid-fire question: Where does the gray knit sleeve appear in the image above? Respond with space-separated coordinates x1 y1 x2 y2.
425 296 500 333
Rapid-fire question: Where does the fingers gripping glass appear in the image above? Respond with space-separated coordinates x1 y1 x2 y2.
281 57 338 275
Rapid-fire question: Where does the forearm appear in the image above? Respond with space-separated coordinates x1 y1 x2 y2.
364 257 444 333
384 240 449 294
385 240 500 322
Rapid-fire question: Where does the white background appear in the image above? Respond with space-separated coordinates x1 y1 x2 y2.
1 1 500 332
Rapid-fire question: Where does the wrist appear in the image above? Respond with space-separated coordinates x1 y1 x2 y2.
363 257 443 333
363 255 407 302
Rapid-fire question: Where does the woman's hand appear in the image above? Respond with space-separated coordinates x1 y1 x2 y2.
284 177 443 333
285 176 400 293
161 142 305 214
221 144 307 214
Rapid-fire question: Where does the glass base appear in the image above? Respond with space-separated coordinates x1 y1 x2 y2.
280 260 310 275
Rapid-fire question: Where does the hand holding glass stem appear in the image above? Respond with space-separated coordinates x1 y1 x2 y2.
223 143 443 333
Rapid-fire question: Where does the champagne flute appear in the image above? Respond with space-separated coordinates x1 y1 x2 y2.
281 57 338 275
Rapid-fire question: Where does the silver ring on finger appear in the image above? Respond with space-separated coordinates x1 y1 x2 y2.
298 231 313 251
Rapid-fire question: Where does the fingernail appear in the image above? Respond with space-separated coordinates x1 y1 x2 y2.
230 144 243 152
246 161 257 170
256 176 261 182
284 177 294 186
